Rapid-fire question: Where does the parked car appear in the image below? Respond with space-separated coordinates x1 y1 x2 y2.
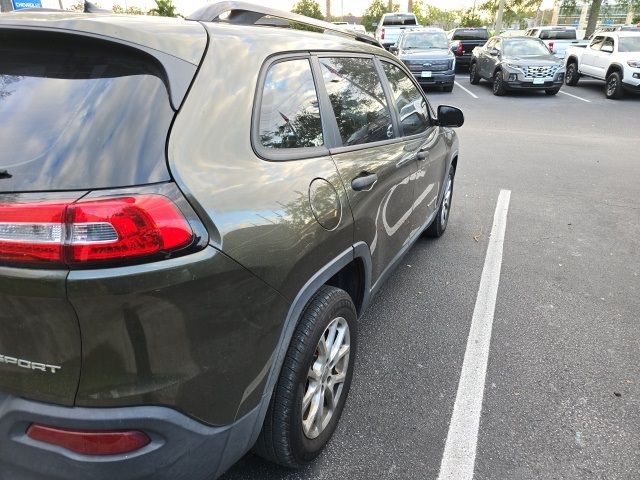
524 26 589 59
470 36 566 96
374 12 420 50
590 24 640 38
0 4 463 480
447 27 489 69
565 32 640 99
390 27 456 92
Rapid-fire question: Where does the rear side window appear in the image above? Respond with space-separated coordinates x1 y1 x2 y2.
539 29 576 40
0 32 173 192
452 29 488 40
382 63 430 137
320 57 393 147
258 59 323 149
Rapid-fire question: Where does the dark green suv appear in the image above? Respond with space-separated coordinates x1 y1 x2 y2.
0 3 462 479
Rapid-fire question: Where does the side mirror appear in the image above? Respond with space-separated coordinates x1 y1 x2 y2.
389 45 399 54
437 105 464 128
489 48 500 56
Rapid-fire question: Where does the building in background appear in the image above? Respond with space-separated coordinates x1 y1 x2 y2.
551 0 635 29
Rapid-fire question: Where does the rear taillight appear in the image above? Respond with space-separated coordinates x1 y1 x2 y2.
456 41 464 55
27 424 150 456
548 41 555 53
0 194 193 267
381 28 385 40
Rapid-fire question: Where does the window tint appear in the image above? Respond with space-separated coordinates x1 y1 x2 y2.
382 15 418 26
382 63 429 137
539 29 577 40
451 29 488 40
259 59 323 149
320 57 394 147
590 36 605 50
601 37 615 51
619 36 640 52
0 32 173 192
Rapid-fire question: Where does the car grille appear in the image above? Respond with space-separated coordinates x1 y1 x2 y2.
522 65 561 78
405 59 452 72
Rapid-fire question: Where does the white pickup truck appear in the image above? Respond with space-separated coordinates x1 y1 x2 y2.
374 13 420 50
564 32 640 99
524 26 588 59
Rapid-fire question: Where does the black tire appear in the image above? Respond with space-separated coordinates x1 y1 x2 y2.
469 62 481 85
545 87 560 95
425 164 455 238
565 62 579 86
443 84 454 93
254 285 357 468
605 71 624 99
492 70 507 96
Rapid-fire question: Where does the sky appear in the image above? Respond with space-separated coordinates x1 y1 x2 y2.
45 0 558 17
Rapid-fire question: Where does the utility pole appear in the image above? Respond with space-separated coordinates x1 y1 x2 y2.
494 0 506 33
326 0 331 19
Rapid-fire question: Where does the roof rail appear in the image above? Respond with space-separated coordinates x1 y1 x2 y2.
187 1 382 49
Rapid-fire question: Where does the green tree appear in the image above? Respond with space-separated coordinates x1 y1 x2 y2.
459 8 485 27
480 0 539 30
361 0 399 32
560 0 640 39
412 1 457 29
149 0 177 17
291 0 324 20
112 4 146 14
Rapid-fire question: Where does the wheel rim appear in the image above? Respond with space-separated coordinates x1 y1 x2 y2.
470 65 476 81
567 65 575 82
607 76 618 96
441 175 453 225
302 316 350 440
493 74 501 93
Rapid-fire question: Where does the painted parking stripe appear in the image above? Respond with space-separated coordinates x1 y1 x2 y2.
455 81 479 99
559 90 592 103
437 189 511 480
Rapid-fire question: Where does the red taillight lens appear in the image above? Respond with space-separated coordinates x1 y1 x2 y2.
0 194 193 266
548 41 554 53
456 42 464 55
381 28 385 40
67 196 192 263
27 424 150 455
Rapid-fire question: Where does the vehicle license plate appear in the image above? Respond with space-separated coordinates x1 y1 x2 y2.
533 78 545 85
421 71 432 78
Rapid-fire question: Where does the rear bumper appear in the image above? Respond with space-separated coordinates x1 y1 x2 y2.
454 54 472 66
412 71 455 87
0 392 262 480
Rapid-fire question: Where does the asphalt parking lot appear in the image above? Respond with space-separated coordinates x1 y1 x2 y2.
222 75 640 480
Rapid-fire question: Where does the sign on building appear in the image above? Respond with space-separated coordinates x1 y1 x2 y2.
11 0 42 8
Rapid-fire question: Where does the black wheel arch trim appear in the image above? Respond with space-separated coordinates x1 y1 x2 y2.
606 63 625 78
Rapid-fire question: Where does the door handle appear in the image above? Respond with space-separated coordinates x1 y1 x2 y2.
351 173 378 191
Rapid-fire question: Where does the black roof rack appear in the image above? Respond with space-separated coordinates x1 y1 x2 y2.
187 1 382 49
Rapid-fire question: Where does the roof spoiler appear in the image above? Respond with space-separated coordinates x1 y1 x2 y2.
187 1 382 49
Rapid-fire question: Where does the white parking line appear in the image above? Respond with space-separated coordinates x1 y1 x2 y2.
437 189 511 480
560 90 592 103
455 81 479 99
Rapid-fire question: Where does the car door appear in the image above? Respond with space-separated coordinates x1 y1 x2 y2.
316 55 419 286
581 36 605 76
593 36 615 79
481 38 502 78
379 60 447 233
477 38 496 77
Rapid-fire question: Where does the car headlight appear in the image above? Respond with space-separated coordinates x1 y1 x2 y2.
505 64 524 71
628 60 640 68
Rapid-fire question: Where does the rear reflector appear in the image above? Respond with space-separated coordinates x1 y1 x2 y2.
0 194 193 266
27 424 150 455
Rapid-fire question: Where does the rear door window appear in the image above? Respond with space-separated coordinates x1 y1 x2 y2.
319 57 394 147
0 32 173 192
539 29 577 40
258 59 323 149
382 15 418 26
381 62 430 137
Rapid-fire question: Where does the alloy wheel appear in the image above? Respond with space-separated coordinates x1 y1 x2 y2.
441 175 453 226
302 316 350 440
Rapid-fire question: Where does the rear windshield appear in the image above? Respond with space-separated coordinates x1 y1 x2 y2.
451 29 489 40
382 15 418 26
0 32 173 192
539 29 577 40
